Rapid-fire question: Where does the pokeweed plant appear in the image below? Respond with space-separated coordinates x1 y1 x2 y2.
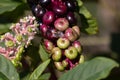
0 0 119 80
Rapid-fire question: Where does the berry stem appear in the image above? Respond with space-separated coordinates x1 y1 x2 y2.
66 58 74 69
49 64 58 80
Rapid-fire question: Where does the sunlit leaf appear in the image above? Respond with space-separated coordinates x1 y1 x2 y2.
77 0 98 35
29 59 51 80
0 0 22 14
38 73 51 80
0 55 20 80
59 57 119 80
39 44 49 61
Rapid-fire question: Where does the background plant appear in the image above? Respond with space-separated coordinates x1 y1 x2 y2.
0 0 119 80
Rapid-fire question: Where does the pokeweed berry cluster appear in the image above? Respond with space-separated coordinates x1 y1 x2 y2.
27 0 84 71
0 16 38 67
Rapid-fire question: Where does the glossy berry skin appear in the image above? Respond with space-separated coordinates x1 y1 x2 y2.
65 46 78 60
72 26 80 36
32 5 40 16
54 62 64 71
54 18 69 31
52 47 62 61
32 5 46 18
37 8 46 18
53 3 67 15
40 24 49 37
57 37 70 49
65 28 78 42
38 0 51 7
43 11 55 25
72 41 82 54
65 0 76 11
38 20 43 26
44 39 54 53
66 12 76 25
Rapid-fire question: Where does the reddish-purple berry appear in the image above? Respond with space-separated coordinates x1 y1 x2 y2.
54 18 69 31
65 28 78 42
53 2 67 15
43 11 55 25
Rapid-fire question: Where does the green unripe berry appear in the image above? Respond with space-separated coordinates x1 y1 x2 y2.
62 60 68 68
52 47 62 61
65 46 78 60
54 62 64 71
79 55 84 64
57 37 70 49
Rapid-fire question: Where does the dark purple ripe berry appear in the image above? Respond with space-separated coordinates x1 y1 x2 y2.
38 20 43 26
37 8 46 18
53 3 67 16
66 12 76 25
38 0 51 7
32 5 46 18
65 0 76 11
43 11 55 25
32 5 40 16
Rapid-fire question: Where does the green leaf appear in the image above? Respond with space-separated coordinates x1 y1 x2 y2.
39 44 49 61
80 6 98 35
0 23 11 34
38 73 51 80
0 72 9 80
0 55 20 80
76 0 98 35
85 18 98 34
0 0 22 15
76 0 83 7
29 59 51 80
80 6 92 19
59 57 119 80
